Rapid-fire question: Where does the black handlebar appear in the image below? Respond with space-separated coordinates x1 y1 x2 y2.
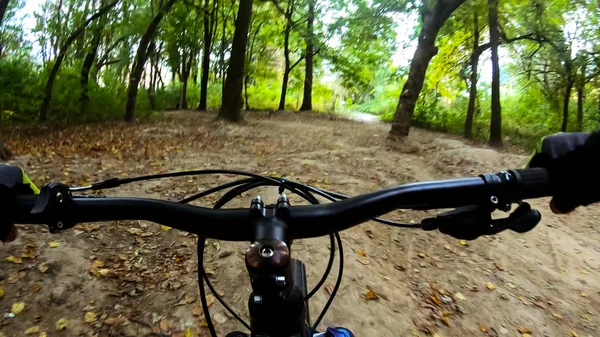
8 168 551 241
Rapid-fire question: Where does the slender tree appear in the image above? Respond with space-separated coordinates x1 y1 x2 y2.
198 0 217 111
39 0 119 121
299 0 314 111
488 0 502 147
218 0 253 122
389 0 466 138
125 0 177 122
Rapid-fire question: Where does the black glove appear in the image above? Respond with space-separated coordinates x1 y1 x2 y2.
528 131 600 213
0 164 39 242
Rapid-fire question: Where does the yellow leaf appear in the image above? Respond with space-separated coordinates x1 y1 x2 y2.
430 295 441 306
364 290 378 301
418 252 426 258
25 326 40 335
579 292 587 297
127 228 143 236
553 313 564 320
40 333 47 337
581 269 588 274
357 249 367 257
33 283 41 292
48 242 60 248
84 312 98 324
12 302 25 315
517 327 532 334
459 240 467 246
161 225 172 231
55 318 69 331
480 324 488 333
99 268 110 277
454 292 466 301
0 287 4 299
522 334 532 337
184 295 196 304
487 282 496 290
5 256 22 264
93 260 105 267
569 328 579 337
38 263 49 273
507 283 516 289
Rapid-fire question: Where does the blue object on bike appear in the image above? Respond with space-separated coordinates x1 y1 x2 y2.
326 327 354 337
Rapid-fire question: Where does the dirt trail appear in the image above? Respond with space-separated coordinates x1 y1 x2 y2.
1 111 599 337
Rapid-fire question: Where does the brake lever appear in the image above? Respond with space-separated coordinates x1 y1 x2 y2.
421 202 541 240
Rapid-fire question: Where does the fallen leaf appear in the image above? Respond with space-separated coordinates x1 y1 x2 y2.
324 284 335 296
99 268 110 277
357 249 367 257
21 244 39 259
25 326 40 335
494 263 504 271
579 292 587 297
0 287 3 299
418 252 426 258
33 283 41 292
367 285 388 301
553 313 564 320
522 334 532 337
5 256 22 264
364 290 378 301
48 242 60 248
569 328 579 337
459 240 468 246
55 318 69 331
38 263 49 273
517 327 532 334
12 302 25 315
40 333 47 337
93 260 105 267
160 319 172 331
192 306 203 316
441 311 450 326
480 324 488 333
357 257 370 265
74 224 100 232
7 271 27 283
581 269 588 274
161 225 172 231
84 312 98 324
185 295 196 304
507 283 516 289
487 282 496 290
127 228 143 236
454 292 466 301
212 241 221 252
430 295 442 306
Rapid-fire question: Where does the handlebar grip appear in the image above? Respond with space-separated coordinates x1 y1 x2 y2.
509 168 551 199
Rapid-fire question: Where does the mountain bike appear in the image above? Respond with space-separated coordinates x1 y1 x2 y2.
6 167 551 337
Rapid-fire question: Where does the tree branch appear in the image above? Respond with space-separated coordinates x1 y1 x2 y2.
289 54 305 72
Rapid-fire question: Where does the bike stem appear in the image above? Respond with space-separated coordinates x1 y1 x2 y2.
244 195 309 337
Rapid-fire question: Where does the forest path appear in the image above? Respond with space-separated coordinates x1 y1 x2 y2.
1 110 599 337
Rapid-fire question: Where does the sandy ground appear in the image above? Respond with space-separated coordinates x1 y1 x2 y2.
1 111 599 337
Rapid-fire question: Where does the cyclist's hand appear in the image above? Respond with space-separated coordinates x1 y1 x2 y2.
0 164 39 242
527 131 600 214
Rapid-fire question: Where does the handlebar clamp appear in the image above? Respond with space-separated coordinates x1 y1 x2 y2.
31 183 74 233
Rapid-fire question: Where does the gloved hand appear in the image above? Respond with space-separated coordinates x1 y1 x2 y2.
527 131 600 213
0 164 39 242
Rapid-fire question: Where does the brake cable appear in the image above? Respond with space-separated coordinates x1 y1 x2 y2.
71 170 420 335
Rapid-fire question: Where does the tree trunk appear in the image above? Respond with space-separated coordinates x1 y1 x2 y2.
125 0 176 122
217 0 253 122
181 73 189 109
277 0 295 111
0 137 10 160
488 0 502 147
244 21 262 111
299 0 314 112
79 26 102 115
0 0 10 26
198 0 213 111
464 12 479 139
389 0 466 138
561 79 573 132
577 85 584 131
39 0 118 122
